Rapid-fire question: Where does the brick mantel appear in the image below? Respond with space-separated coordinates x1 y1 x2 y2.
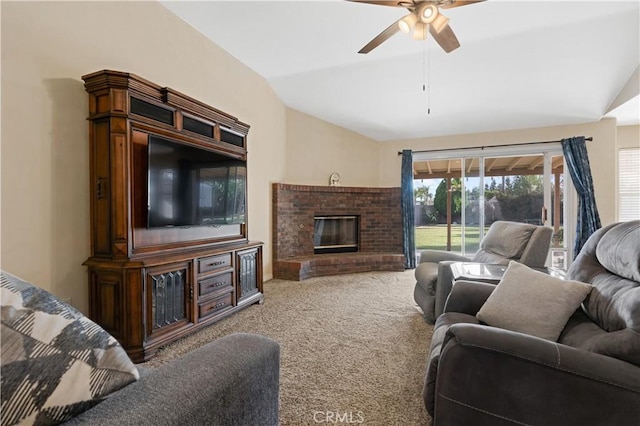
272 183 405 280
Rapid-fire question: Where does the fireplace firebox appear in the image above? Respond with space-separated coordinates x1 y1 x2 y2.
313 216 358 254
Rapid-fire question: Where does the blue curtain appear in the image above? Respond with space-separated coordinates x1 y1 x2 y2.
401 150 416 269
561 136 601 258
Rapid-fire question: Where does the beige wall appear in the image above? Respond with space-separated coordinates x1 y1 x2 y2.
617 125 640 149
1 1 287 313
378 119 620 226
284 108 379 187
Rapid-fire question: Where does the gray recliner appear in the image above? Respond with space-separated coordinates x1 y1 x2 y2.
423 220 640 425
414 221 553 323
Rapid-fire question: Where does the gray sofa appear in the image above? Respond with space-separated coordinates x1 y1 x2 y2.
414 220 553 323
67 333 280 425
0 270 280 426
423 220 640 425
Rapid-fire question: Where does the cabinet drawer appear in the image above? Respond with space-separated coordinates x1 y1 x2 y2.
198 253 232 274
198 292 233 320
198 272 233 298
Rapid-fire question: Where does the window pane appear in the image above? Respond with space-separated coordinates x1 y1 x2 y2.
413 161 462 253
619 148 640 221
483 155 544 225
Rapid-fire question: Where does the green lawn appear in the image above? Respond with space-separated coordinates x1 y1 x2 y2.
415 225 488 252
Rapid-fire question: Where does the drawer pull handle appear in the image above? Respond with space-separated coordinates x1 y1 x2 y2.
213 302 225 309
207 281 226 288
207 261 225 267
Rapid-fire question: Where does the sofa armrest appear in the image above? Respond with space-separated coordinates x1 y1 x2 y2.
443 280 496 316
431 324 640 426
419 250 471 264
67 333 280 426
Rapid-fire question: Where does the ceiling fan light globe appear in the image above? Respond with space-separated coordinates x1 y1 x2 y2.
398 13 418 34
419 4 439 24
432 13 449 33
412 22 428 40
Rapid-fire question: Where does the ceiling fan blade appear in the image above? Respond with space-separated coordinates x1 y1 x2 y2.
346 0 414 7
439 0 485 10
428 23 460 53
358 18 402 54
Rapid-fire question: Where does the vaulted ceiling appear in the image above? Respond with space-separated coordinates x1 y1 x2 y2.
162 1 640 142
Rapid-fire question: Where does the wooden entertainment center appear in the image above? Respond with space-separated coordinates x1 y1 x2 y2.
82 70 263 362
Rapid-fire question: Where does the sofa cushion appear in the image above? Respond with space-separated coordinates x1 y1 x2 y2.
567 221 640 345
560 310 640 367
595 221 640 282
475 221 536 260
1 271 139 425
469 250 512 265
476 261 592 341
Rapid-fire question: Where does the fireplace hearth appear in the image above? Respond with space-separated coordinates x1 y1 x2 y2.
314 216 358 254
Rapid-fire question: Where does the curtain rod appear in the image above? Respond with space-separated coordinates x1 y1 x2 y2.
397 136 593 155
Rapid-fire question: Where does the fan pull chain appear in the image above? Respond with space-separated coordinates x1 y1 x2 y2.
422 34 431 116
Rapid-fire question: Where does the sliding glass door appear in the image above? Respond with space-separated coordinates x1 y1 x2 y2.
413 144 570 267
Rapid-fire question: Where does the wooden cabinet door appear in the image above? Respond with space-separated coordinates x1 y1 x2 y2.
88 269 123 338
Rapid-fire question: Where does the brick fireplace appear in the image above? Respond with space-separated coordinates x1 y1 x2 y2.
272 183 405 280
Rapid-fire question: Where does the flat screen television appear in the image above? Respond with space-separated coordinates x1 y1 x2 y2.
147 136 246 228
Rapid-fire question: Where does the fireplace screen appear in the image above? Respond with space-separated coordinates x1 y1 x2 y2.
314 216 358 254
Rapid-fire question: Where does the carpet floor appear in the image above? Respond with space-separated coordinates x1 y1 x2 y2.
140 270 434 425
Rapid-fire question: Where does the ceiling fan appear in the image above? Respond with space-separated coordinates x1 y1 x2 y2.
348 0 485 54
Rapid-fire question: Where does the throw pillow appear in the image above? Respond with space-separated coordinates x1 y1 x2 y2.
476 261 592 341
1 271 139 425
